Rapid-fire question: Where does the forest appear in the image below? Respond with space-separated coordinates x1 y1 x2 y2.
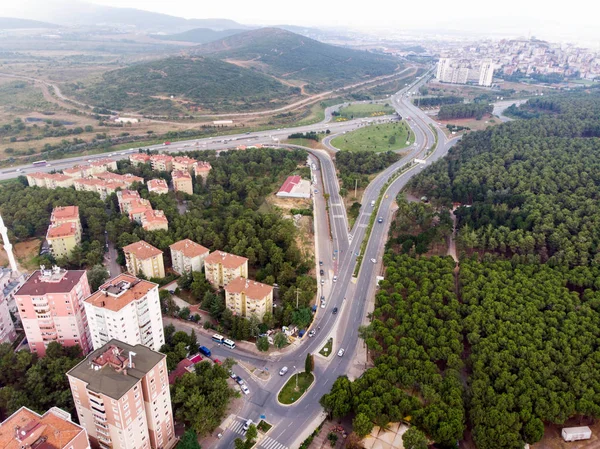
414 96 463 107
437 103 493 120
408 92 600 266
335 151 400 194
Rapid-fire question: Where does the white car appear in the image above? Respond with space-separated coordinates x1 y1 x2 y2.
241 385 250 395
320 279 325 285
333 276 337 283
371 258 377 264
337 348 345 357
309 330 316 338
279 366 288 376
243 419 253 431
320 301 326 308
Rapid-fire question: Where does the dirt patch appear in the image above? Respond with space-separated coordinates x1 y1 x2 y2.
532 421 600 449
0 238 42 271
438 114 500 138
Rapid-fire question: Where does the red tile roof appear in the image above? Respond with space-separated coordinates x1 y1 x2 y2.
225 277 273 300
205 251 248 269
123 240 162 259
46 222 77 239
51 206 79 222
278 175 302 194
170 239 209 258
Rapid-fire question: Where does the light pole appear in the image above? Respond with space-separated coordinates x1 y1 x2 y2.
293 365 298 390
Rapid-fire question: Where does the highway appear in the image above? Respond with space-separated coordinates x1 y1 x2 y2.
1 65 459 449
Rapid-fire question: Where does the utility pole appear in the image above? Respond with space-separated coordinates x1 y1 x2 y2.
296 288 301 309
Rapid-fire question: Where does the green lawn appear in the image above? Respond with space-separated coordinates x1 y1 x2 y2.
278 372 315 404
319 338 333 357
337 103 395 119
257 420 272 433
331 121 412 152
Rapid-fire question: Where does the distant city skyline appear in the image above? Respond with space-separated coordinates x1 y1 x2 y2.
0 0 598 45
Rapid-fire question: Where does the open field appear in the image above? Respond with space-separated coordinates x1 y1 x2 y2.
337 103 395 119
438 113 499 137
330 121 412 152
0 238 42 271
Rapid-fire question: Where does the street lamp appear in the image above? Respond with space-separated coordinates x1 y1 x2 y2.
293 365 298 390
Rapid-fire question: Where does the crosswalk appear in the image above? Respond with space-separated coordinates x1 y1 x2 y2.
227 419 288 449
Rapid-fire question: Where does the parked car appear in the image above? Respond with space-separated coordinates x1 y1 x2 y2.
320 279 325 285
279 366 289 376
198 346 211 357
332 307 338 314
338 348 345 357
241 385 250 395
321 301 326 308
229 370 236 379
320 269 324 276
235 376 244 385
319 260 323 266
243 419 253 430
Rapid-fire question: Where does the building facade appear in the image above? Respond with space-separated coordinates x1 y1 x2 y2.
479 59 494 86
193 162 212 184
130 153 152 166
0 291 16 344
172 157 197 174
171 170 193 195
225 277 273 320
47 206 83 259
147 179 169 195
150 155 173 172
84 274 164 351
122 241 165 279
0 406 91 449
14 267 92 356
169 239 210 275
67 340 175 449
204 251 248 287
50 206 82 241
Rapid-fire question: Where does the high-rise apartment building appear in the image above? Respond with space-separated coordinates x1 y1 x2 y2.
67 340 175 449
0 290 16 344
149 155 173 172
14 267 91 356
84 274 165 351
436 57 469 84
169 239 209 275
479 59 494 86
0 406 91 449
122 241 165 279
204 251 248 287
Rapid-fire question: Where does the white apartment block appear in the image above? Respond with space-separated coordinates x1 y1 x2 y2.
169 239 210 275
84 274 165 352
479 59 494 86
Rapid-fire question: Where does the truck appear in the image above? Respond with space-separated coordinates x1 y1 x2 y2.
163 141 171 146
198 346 211 357
561 427 591 442
371 200 376 207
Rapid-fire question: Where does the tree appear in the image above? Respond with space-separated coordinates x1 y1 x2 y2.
256 336 269 352
178 307 191 320
273 332 288 349
177 430 201 449
344 432 365 449
87 264 109 291
402 427 428 449
352 413 373 438
305 353 313 374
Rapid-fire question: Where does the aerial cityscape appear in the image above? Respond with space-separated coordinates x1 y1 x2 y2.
0 1 598 449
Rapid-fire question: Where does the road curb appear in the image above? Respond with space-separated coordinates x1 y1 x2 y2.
275 372 317 407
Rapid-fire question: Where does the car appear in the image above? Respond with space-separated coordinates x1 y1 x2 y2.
235 376 244 385
309 330 316 337
332 307 338 314
321 302 326 308
319 261 323 266
338 349 345 357
241 385 250 395
15 168 22 172
243 419 253 431
320 279 325 285
321 295 325 301
213 359 222 365
333 276 338 282
371 258 377 263
279 366 288 376
378 217 383 223
320 269 324 276
229 370 236 379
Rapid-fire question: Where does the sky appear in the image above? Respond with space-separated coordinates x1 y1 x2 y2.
0 0 599 44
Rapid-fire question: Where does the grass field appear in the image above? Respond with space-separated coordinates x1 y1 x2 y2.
331 121 412 152
319 338 333 357
337 103 395 119
278 372 314 404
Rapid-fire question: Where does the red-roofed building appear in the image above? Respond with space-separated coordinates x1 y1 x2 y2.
169 239 209 274
148 179 169 194
193 161 212 183
130 153 152 166
141 210 168 232
225 277 273 320
172 170 193 195
276 175 311 199
150 154 174 172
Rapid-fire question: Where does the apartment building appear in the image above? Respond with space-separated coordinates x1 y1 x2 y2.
147 179 169 195
130 153 152 166
122 241 165 279
479 59 494 86
83 159 118 177
27 173 74 189
204 251 248 287
46 222 80 259
67 340 175 449
225 277 273 320
141 210 168 232
169 239 209 275
84 274 164 351
150 155 173 172
73 179 128 200
94 172 144 185
128 201 154 225
0 291 16 344
117 190 144 214
171 170 192 195
0 406 91 449
193 162 212 184
172 156 197 174
14 267 92 356
51 206 83 241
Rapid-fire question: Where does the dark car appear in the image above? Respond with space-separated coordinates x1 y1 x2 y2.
332 307 338 314
319 260 323 266
320 269 324 275
377 217 383 223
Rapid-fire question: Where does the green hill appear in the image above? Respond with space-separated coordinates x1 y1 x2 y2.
153 28 245 44
66 56 298 114
0 17 59 29
191 28 400 91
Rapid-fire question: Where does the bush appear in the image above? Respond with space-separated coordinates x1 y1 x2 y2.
256 336 270 352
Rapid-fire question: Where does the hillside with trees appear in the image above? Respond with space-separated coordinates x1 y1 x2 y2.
153 27 244 44
192 28 400 92
65 56 297 114
437 103 493 120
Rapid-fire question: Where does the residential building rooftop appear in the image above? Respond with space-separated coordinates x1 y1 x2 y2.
15 268 86 296
205 251 248 269
171 170 191 180
169 239 209 258
147 179 168 192
67 340 164 400
122 241 162 259
225 277 273 299
46 222 78 239
85 274 157 313
50 206 79 222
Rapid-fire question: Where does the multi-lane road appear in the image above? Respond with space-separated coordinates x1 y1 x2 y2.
2 66 461 449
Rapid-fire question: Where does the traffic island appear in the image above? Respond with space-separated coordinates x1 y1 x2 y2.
319 338 333 357
277 372 315 405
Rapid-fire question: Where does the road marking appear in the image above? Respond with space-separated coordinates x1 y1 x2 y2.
332 215 345 218
357 224 367 228
258 437 288 449
228 419 246 435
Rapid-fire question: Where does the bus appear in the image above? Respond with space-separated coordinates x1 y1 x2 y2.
32 160 47 166
223 339 236 350
212 334 225 344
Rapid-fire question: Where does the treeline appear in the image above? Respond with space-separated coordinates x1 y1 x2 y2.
321 256 465 445
438 103 493 120
409 92 600 266
336 151 400 194
414 95 463 107
288 131 320 141
0 342 83 420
